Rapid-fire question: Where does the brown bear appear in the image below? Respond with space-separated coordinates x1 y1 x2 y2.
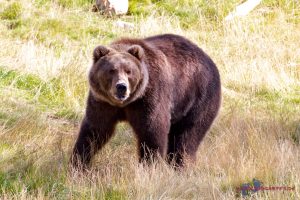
70 34 221 169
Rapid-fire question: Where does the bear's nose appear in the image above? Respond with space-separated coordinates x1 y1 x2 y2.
116 83 127 95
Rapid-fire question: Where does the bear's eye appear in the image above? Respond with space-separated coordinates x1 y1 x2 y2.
109 69 116 74
125 69 131 75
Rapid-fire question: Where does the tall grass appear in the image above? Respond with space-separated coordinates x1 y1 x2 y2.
0 0 299 199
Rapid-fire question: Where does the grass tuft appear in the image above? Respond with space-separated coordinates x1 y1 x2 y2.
0 2 22 20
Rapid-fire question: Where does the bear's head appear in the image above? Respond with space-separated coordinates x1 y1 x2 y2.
89 44 148 107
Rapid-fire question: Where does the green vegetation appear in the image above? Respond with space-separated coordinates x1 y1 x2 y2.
0 0 299 199
0 2 22 20
0 67 85 120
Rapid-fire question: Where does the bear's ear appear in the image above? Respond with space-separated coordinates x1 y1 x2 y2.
128 45 144 60
93 46 110 63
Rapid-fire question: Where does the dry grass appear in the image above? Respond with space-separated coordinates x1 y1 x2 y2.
0 0 299 199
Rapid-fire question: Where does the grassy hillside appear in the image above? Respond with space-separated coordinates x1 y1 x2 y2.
0 0 299 199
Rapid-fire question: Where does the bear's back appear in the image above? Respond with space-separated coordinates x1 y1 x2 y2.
145 34 220 122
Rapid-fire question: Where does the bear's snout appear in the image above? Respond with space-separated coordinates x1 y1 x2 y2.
116 82 127 99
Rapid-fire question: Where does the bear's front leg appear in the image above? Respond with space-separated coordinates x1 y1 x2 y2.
70 117 116 169
70 95 119 170
127 103 171 164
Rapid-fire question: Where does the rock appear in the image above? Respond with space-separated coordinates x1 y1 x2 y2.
114 20 134 30
95 0 128 15
225 0 262 21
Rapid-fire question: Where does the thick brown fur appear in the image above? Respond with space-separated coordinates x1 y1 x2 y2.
71 34 221 169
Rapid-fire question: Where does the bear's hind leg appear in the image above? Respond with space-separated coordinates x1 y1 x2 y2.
167 109 217 167
127 105 170 165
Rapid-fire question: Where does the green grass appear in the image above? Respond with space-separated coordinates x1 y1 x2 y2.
0 2 22 20
0 67 86 121
0 0 299 199
0 168 67 196
34 0 93 8
0 67 63 106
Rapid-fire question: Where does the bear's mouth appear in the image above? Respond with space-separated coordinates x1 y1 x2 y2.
114 94 128 102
